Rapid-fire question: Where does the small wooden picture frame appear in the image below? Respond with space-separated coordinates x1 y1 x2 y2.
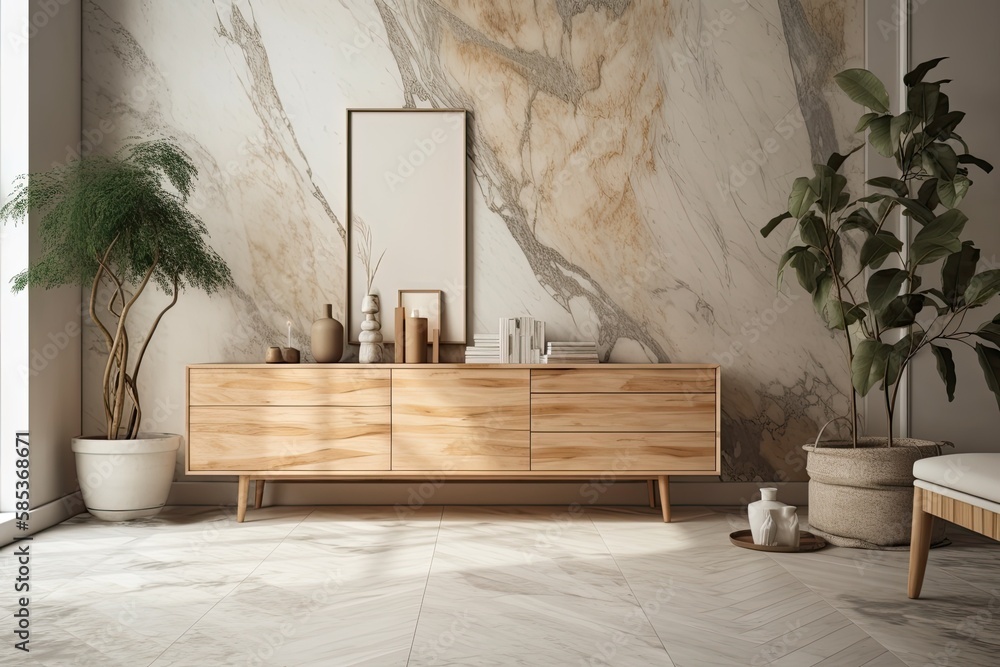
398 289 443 335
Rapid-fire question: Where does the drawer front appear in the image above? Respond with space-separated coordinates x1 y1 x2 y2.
189 368 390 406
188 406 390 471
531 393 716 432
531 432 716 471
531 368 716 393
392 368 530 471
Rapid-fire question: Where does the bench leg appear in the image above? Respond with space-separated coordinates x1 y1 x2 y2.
658 475 671 523
237 475 250 523
908 486 933 599
254 479 265 509
647 480 656 508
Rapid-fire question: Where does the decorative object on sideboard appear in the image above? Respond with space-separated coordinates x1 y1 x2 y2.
747 487 787 545
265 346 284 363
282 320 300 364
729 530 826 553
359 294 383 363
0 138 234 521
347 108 468 345
499 316 545 363
776 506 800 550
405 310 428 363
465 333 501 363
542 341 598 364
394 306 405 363
760 58 997 548
431 328 440 363
399 289 442 337
759 511 778 547
311 303 344 363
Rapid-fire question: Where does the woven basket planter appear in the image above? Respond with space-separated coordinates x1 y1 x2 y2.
803 436 948 548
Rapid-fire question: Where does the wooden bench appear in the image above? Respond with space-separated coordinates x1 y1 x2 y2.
908 453 1000 598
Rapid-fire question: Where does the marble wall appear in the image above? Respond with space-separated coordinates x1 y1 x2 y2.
81 0 864 483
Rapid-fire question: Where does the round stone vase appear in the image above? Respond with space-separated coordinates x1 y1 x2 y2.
311 304 344 363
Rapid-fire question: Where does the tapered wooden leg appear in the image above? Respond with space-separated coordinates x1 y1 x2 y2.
647 480 656 508
658 475 671 523
908 486 933 599
237 475 250 523
254 479 265 509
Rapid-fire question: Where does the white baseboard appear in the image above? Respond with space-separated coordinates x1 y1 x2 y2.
0 491 85 547
167 479 809 508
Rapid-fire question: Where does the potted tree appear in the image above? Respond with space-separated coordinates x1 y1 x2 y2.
1 139 233 520
762 58 998 547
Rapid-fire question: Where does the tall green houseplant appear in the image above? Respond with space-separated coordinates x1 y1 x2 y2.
0 139 234 440
762 58 998 445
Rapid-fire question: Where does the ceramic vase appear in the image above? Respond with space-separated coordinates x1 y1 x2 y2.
359 294 384 364
776 506 800 549
748 487 787 545
311 303 344 363
760 510 778 546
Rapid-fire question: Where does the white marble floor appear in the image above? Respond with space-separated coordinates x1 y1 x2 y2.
1 505 997 666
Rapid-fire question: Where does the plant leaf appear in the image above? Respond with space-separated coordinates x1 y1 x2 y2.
964 270 1000 307
866 176 908 197
924 111 965 139
790 249 825 293
917 178 940 210
867 268 908 315
855 112 881 133
852 339 893 396
879 294 927 329
836 69 890 113
827 144 864 171
798 214 827 249
941 241 980 308
903 57 948 87
885 333 921 389
841 207 878 235
867 116 894 158
974 322 1000 347
788 177 818 218
812 164 847 214
975 343 1000 411
958 153 994 173
777 245 807 288
908 82 941 121
860 231 903 269
936 174 971 209
930 344 957 401
922 143 959 179
910 208 967 265
762 211 792 238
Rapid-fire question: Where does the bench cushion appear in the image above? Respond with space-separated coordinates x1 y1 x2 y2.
913 453 1000 505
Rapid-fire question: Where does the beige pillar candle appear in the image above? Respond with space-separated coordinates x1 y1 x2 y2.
405 310 428 363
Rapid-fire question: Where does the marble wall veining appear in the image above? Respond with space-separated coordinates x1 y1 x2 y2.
81 0 864 483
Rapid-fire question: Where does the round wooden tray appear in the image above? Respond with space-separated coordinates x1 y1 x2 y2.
729 530 827 552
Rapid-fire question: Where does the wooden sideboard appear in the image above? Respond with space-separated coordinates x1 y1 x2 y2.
185 363 721 522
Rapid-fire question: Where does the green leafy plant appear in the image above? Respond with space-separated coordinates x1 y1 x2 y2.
0 139 234 440
762 58 996 446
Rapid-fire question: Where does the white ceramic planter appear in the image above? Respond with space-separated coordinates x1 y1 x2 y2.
71 433 180 521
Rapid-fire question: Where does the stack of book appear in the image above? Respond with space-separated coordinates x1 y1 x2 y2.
541 342 599 364
464 333 501 363
499 316 545 364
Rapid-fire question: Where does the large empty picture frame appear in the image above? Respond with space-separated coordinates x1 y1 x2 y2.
347 108 468 344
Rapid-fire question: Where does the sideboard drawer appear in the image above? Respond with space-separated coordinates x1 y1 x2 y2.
531 393 716 432
531 432 716 471
188 406 390 471
392 368 530 471
189 368 390 406
531 368 716 393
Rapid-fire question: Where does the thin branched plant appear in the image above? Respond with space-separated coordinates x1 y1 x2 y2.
354 215 385 294
0 138 234 440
